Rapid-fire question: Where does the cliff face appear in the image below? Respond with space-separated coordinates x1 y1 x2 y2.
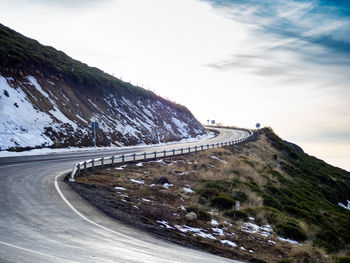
0 24 205 150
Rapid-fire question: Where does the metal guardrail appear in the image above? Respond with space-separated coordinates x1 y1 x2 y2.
69 129 254 182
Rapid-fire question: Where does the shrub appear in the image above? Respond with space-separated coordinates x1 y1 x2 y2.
314 229 344 252
224 210 248 220
205 181 231 192
279 259 293 263
275 221 307 242
211 194 235 210
199 188 220 199
263 194 283 210
233 191 248 202
198 210 211 221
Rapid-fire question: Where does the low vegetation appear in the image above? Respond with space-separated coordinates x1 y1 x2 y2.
68 127 350 262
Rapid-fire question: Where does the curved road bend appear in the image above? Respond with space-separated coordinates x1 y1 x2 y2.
0 128 249 263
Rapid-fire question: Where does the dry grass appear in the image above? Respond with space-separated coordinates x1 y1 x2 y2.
71 131 349 263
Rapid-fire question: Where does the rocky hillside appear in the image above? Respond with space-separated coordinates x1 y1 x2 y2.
0 23 205 151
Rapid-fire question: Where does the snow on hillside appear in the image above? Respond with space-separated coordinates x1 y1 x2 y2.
0 74 205 150
0 75 53 149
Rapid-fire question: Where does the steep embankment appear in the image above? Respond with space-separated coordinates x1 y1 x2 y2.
0 23 205 151
69 128 350 263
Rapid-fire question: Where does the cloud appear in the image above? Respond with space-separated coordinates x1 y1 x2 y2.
202 0 350 81
3 0 113 9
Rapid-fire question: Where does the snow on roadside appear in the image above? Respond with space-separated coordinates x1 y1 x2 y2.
114 186 127 191
174 225 216 240
0 129 215 157
221 240 237 248
157 220 174 229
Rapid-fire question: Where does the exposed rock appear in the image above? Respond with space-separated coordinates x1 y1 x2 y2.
152 177 171 185
185 212 197 221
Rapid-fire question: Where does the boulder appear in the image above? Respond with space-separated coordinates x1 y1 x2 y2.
185 212 197 221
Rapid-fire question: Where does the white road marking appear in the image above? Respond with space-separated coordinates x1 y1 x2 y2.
54 172 137 241
0 240 77 262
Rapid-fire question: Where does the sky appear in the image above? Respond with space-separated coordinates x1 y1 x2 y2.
0 0 349 171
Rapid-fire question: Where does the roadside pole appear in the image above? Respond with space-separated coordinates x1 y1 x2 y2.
91 122 99 148
256 123 260 139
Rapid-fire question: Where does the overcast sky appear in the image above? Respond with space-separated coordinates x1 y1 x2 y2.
0 0 349 171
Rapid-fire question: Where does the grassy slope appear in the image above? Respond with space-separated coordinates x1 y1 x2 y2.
0 23 144 97
259 128 350 253
199 128 350 252
70 127 350 262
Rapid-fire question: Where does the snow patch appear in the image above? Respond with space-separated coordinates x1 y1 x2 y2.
277 237 302 245
211 219 219 226
338 200 350 210
221 240 237 247
114 186 127 191
210 156 228 164
0 75 54 149
130 179 144 184
183 187 195 194
212 228 225 236
157 220 174 229
241 222 273 237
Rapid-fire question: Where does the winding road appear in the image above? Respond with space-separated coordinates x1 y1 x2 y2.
0 128 249 263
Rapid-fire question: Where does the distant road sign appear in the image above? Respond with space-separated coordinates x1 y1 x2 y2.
91 122 99 130
256 123 260 129
211 120 216 125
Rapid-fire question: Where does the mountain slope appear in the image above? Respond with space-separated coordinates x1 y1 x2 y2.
0 23 205 150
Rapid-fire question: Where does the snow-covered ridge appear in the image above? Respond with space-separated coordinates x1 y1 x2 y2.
0 73 205 150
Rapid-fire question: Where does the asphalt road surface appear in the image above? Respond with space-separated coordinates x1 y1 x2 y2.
0 128 249 263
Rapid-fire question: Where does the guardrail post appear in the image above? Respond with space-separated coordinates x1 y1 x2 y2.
163 150 166 157
92 159 95 170
207 144 209 149
201 145 203 151
133 153 136 161
195 146 197 152
112 156 115 165
101 157 104 168
77 163 81 176
173 149 175 156
154 151 157 159
84 161 87 173
144 152 147 160
69 165 76 182
181 148 183 154
122 154 125 164
212 144 214 148
188 147 190 153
